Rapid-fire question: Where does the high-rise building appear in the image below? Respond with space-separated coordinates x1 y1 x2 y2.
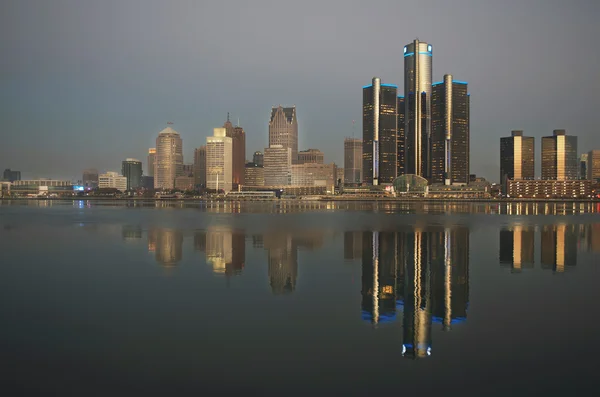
298 149 324 164
98 171 128 192
500 130 535 190
541 130 578 180
431 75 470 185
344 138 362 185
580 153 588 180
154 127 183 189
121 158 143 190
244 162 264 187
147 148 156 177
587 150 600 182
253 151 264 167
264 145 292 186
222 114 246 188
362 77 398 185
404 39 433 178
194 146 206 188
397 96 406 176
82 169 98 189
2 169 21 182
269 106 298 164
206 128 233 192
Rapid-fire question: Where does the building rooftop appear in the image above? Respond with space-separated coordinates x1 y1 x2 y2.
158 127 179 135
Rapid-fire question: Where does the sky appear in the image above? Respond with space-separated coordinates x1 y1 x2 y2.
1 0 599 182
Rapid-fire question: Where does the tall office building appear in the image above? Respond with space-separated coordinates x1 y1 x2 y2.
253 151 264 167
344 138 362 184
82 169 98 189
154 127 183 189
194 146 206 188
244 162 264 187
397 96 406 176
264 145 292 186
404 39 433 178
206 128 233 192
121 158 143 190
541 130 578 180
431 75 470 185
222 114 246 188
298 149 324 164
580 153 589 180
362 77 398 185
500 131 535 190
269 106 298 164
147 148 156 177
587 150 600 182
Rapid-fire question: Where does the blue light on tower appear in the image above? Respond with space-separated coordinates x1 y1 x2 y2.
404 46 407 54
428 44 432 52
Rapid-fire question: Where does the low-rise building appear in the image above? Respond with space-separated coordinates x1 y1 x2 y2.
98 172 127 192
507 179 591 198
291 163 336 193
11 179 73 195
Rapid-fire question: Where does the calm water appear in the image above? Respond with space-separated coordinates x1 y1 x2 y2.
1 200 599 396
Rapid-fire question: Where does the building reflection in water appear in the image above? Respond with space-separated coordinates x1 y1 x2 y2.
499 226 535 273
541 224 577 273
344 232 363 260
122 225 142 241
194 227 245 276
358 226 469 359
148 227 183 268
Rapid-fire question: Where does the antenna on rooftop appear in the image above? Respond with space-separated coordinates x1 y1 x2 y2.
227 112 230 123
352 120 355 138
167 121 173 125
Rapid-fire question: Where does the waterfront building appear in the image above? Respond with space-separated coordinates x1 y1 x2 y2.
587 150 600 183
291 163 336 193
580 153 588 180
147 148 156 177
154 127 183 190
403 39 433 178
99 171 127 192
500 130 535 192
174 176 194 190
206 128 233 193
264 145 292 186
223 114 246 188
344 138 362 185
82 169 99 189
121 158 142 190
363 77 398 185
431 75 470 185
10 179 73 195
541 130 578 180
298 149 324 164
269 106 298 164
194 146 206 188
244 163 264 187
253 151 264 167
506 179 591 198
2 169 21 182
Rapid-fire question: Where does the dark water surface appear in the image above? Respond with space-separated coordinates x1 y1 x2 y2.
1 200 599 396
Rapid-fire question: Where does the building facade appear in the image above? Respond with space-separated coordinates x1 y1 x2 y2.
206 128 233 193
2 169 21 182
298 149 324 164
362 77 398 185
404 39 433 178
222 115 246 188
147 148 156 177
344 138 362 185
99 172 128 191
580 153 589 180
253 151 264 167
194 146 206 188
431 75 470 185
500 130 535 191
587 150 600 182
506 179 591 198
397 96 406 176
244 163 264 187
264 145 292 186
541 130 578 180
269 106 298 164
122 158 143 190
82 169 99 189
154 127 183 189
291 163 336 193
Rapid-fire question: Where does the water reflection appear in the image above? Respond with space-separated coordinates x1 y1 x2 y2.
148 228 183 267
194 228 245 276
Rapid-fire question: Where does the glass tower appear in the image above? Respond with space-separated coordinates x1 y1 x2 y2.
541 130 578 180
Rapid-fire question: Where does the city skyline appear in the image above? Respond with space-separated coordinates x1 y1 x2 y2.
1 1 598 182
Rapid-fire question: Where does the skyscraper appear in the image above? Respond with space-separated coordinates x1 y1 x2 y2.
541 130 578 180
500 130 535 190
362 77 398 185
580 153 589 180
194 146 206 188
587 150 600 182
263 145 292 186
206 128 233 192
431 75 470 185
121 158 143 190
82 169 98 189
344 138 362 185
154 127 183 189
253 151 264 167
147 148 156 177
269 106 298 164
222 114 246 188
404 39 433 178
397 96 406 176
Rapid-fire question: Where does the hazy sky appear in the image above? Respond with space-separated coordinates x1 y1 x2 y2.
1 0 598 182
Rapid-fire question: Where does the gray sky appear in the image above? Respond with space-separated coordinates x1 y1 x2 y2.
1 0 598 182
